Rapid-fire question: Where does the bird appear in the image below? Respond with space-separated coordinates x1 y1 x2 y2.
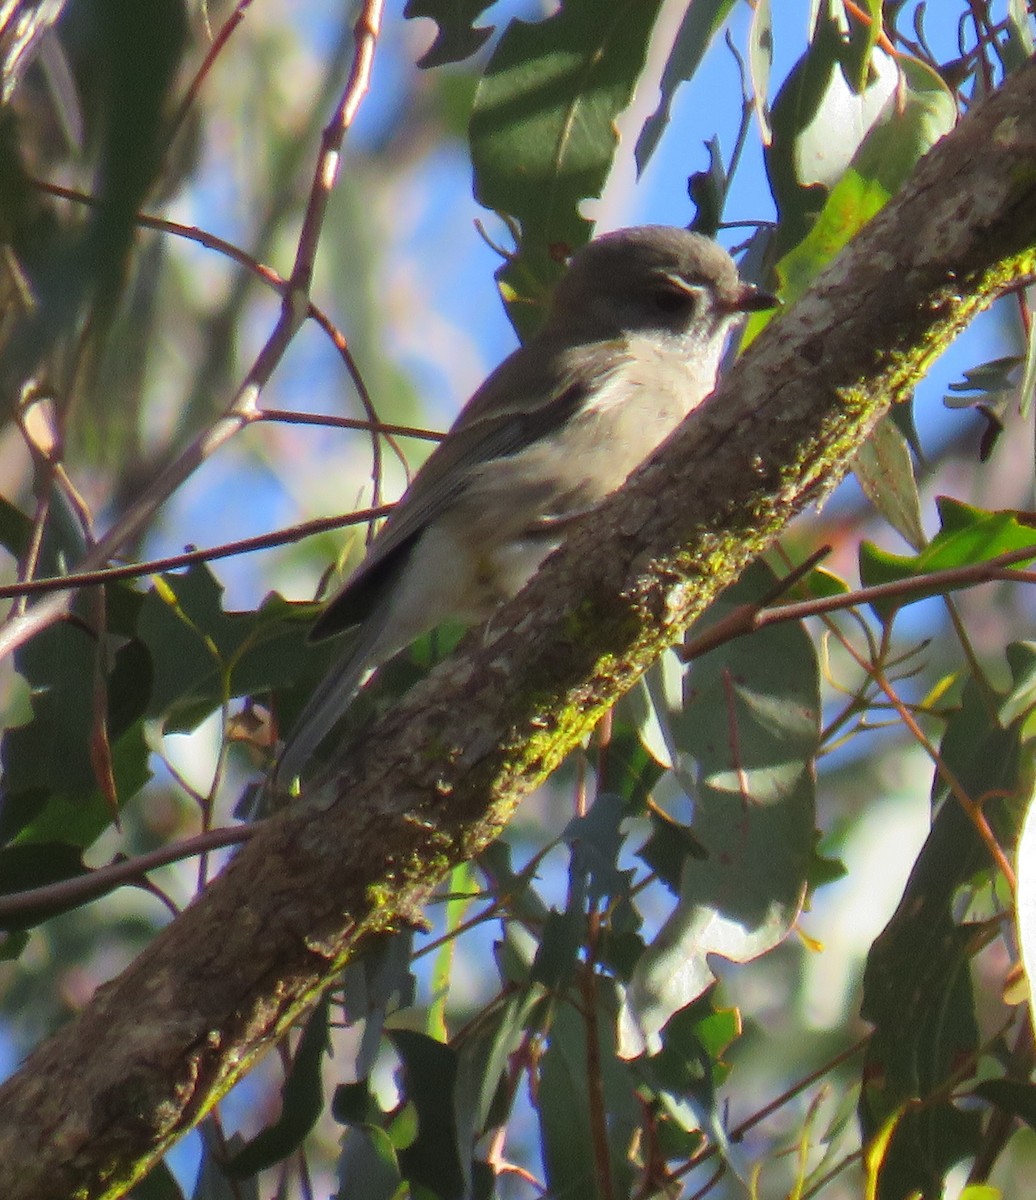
273 225 777 786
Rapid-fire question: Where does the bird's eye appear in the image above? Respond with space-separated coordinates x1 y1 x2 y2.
652 286 699 316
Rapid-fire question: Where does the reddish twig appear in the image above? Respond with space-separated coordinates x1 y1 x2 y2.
0 824 255 922
0 505 394 600
0 0 387 662
168 0 257 144
680 541 1036 663
832 626 1017 890
259 407 444 442
31 178 381 436
672 1039 870 1190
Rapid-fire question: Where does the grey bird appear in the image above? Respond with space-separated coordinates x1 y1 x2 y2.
274 225 776 785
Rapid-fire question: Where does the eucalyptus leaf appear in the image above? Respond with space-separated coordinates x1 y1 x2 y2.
853 412 925 550
539 982 637 1200
859 498 1036 622
226 995 331 1178
634 0 738 172
404 0 495 68
772 55 955 309
470 0 664 337
858 668 1026 1196
334 1126 402 1200
620 560 819 1055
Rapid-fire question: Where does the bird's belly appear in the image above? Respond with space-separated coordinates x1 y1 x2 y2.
383 520 558 653
386 355 703 645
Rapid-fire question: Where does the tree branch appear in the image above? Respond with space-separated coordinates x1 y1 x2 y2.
1 54 1035 1200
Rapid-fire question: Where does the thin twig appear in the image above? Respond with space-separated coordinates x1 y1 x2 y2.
168 0 256 144
31 178 380 440
0 824 255 921
836 629 1017 890
680 540 1036 663
0 505 394 600
0 0 387 662
671 1039 869 1190
259 407 444 442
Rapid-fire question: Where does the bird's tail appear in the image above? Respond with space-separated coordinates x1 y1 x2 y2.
271 608 391 790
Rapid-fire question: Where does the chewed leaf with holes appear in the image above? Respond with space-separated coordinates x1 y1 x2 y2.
403 0 496 68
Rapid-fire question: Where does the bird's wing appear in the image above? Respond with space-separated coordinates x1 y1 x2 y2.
309 337 626 641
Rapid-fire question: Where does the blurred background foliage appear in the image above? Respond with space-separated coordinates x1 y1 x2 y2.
1 1 1036 1198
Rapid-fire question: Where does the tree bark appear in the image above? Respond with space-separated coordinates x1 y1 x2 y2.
1 54 1035 1200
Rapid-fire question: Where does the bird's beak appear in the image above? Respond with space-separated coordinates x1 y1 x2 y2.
731 281 780 313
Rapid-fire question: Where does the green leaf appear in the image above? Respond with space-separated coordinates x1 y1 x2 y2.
534 791 642 988
942 355 1020 456
0 495 32 560
636 808 708 893
747 0 773 144
562 790 631 908
4 622 151 847
226 994 331 1177
804 565 852 599
764 8 893 256
806 839 849 890
840 0 882 94
1010 654 1036 1036
596 714 666 812
87 0 189 293
334 1126 403 1200
339 933 416 1081
859 499 1036 622
539 984 638 1200
944 355 1021 404
774 54 954 308
389 1030 466 1200
129 1159 187 1200
753 47 954 353
136 565 320 732
853 412 925 550
452 985 542 1165
1005 0 1036 68
478 839 550 930
532 906 583 991
404 0 495 68
0 930 30 961
850 52 956 183
633 0 738 172
999 641 1036 730
634 998 738 1153
859 671 1024 1197
0 842 89 931
1018 309 1036 420
889 392 925 460
620 560 820 1055
427 860 476 1042
193 1120 259 1200
973 1078 1036 1133
470 0 664 337
331 1080 373 1126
